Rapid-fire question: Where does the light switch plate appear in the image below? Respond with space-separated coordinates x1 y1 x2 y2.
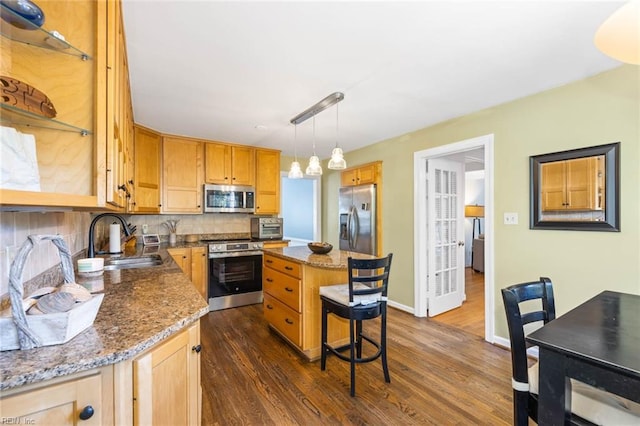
504 212 518 225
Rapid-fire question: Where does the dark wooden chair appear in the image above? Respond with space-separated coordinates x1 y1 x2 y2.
501 278 640 425
319 254 393 397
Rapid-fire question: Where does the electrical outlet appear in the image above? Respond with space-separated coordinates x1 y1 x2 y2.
504 213 518 225
142 224 148 234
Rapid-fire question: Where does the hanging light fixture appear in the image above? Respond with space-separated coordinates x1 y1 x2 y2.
328 102 347 170
305 116 323 175
290 92 345 175
594 1 640 65
288 124 303 179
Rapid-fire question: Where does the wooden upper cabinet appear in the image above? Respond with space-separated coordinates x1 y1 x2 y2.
0 0 108 209
162 137 203 213
255 149 281 215
205 143 255 186
132 126 161 213
541 156 602 212
341 162 379 187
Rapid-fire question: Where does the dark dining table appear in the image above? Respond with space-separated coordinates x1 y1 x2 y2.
526 290 640 425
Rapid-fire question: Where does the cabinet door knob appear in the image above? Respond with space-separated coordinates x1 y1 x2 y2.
266 278 273 282
79 405 94 420
192 344 202 353
266 304 273 310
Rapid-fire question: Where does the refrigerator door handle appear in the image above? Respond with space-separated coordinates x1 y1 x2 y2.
351 205 359 249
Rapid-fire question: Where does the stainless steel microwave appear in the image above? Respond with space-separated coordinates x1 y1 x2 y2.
203 184 255 213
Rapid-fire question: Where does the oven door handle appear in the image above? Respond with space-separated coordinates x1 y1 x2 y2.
208 251 264 259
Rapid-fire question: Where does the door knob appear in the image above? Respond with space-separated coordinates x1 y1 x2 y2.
458 241 465 246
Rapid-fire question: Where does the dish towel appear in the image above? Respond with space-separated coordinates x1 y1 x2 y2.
1 126 41 191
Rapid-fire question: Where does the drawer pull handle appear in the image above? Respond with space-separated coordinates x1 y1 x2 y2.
266 304 273 309
192 344 202 353
285 287 293 292
79 405 94 420
266 259 273 264
285 318 293 325
266 278 273 282
285 266 293 270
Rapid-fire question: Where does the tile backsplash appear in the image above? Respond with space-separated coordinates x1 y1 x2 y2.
1 211 254 295
1 211 91 296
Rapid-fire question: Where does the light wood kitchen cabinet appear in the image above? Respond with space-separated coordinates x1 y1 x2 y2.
541 156 604 212
341 162 380 187
0 0 112 209
133 322 201 426
205 143 255 186
169 247 207 299
169 247 192 277
162 137 203 213
0 367 114 425
263 254 349 360
191 246 208 300
262 241 289 249
255 149 281 215
131 126 161 213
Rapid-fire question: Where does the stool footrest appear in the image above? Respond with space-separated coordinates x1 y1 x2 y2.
324 333 382 364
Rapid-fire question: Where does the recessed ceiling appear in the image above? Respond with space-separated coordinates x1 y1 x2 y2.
122 1 622 159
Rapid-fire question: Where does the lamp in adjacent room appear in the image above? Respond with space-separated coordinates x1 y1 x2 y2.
594 1 640 65
305 116 323 175
465 204 485 240
328 102 347 170
465 204 484 270
288 124 303 179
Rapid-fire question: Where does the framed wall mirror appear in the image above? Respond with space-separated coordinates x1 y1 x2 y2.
530 142 620 231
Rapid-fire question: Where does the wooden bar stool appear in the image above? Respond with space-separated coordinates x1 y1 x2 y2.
319 253 393 397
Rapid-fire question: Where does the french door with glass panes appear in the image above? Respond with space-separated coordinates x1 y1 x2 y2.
427 158 465 317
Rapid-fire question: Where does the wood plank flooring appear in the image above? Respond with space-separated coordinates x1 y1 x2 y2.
200 301 513 425
431 268 485 338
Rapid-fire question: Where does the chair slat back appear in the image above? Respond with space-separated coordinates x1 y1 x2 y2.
348 254 393 302
501 277 556 385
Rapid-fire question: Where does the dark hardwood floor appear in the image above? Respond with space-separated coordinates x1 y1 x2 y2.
200 301 513 425
431 268 485 338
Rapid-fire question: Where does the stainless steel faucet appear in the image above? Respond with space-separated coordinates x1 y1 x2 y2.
87 213 133 258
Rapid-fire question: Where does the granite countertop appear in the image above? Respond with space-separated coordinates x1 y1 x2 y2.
264 245 377 269
0 245 209 391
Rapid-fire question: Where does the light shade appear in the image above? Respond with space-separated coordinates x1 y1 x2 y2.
305 155 323 175
288 161 303 179
594 2 640 65
328 147 346 170
465 205 484 218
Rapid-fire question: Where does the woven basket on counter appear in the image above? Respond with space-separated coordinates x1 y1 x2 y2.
0 235 104 351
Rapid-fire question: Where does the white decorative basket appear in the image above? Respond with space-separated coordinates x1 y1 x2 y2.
0 235 104 351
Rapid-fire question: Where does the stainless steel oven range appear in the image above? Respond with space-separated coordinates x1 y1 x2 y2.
204 239 264 311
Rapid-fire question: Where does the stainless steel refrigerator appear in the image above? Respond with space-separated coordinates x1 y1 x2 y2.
339 184 376 255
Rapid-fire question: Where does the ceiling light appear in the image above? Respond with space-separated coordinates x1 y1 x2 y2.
305 117 322 175
288 124 303 179
594 1 640 65
328 102 346 170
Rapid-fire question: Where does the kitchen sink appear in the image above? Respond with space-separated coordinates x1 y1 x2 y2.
103 254 163 270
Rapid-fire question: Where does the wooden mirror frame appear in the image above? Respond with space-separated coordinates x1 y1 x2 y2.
530 142 620 232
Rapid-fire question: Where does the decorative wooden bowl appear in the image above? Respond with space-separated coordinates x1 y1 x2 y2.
308 242 333 254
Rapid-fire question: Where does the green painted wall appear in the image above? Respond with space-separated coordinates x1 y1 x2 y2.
281 65 640 340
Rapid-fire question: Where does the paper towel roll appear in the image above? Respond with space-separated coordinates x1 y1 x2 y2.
109 223 121 253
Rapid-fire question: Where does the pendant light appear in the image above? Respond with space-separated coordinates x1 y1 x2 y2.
594 1 640 65
327 102 347 170
305 116 323 175
288 124 303 179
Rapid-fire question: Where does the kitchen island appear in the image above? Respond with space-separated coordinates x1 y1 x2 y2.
0 245 209 425
262 246 378 361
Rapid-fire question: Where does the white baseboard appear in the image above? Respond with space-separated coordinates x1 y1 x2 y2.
388 299 414 314
492 335 539 359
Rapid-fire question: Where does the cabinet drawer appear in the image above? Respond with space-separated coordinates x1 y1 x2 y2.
264 267 301 312
264 293 301 346
263 255 300 278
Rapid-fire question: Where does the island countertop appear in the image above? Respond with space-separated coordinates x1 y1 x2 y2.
264 245 378 269
0 246 209 391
